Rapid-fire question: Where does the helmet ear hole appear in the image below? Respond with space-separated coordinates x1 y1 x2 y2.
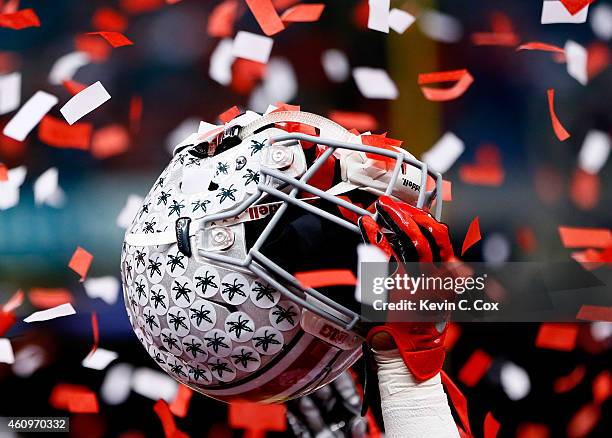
208 181 218 191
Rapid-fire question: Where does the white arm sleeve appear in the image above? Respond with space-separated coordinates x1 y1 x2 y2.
374 348 460 438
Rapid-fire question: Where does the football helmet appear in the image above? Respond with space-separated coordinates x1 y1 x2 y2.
121 110 443 403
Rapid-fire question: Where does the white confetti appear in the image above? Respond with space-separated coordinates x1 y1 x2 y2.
500 361 531 401
367 0 390 33
541 1 589 24
3 91 58 141
167 117 199 154
23 303 76 323
418 10 463 43
353 67 398 99
422 132 465 173
321 49 350 82
389 9 416 34
84 276 120 305
0 165 26 211
0 339 14 364
0 72 21 115
131 367 178 401
33 167 59 206
12 345 45 377
198 120 219 134
261 58 297 105
591 4 612 40
117 194 144 228
101 363 134 405
578 130 611 175
82 348 119 370
355 243 388 304
209 38 234 86
565 40 588 85
232 31 273 64
48 51 90 85
60 81 111 125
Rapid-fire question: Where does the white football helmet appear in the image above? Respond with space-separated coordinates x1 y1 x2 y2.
121 110 443 403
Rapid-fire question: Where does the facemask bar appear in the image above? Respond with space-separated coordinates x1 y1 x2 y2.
197 133 443 332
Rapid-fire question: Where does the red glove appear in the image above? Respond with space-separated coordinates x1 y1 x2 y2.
358 196 455 382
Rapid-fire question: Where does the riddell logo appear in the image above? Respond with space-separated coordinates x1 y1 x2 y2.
401 178 420 192
248 203 282 220
319 323 349 344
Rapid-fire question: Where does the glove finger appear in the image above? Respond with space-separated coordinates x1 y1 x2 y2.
286 410 313 438
375 196 433 262
358 215 394 260
296 395 328 434
331 372 362 415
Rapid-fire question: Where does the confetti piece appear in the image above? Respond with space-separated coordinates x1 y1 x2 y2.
129 95 142 133
281 3 324 22
440 371 472 436
131 368 178 401
458 349 492 387
592 370 611 404
422 132 464 173
62 79 87 95
68 246 93 280
60 81 111 125
29 288 73 309
329 111 377 131
554 364 586 393
228 402 287 433
116 194 143 228
418 10 463 43
38 115 92 150
92 7 128 32
0 311 16 336
232 31 273 64
567 402 600 438
367 0 389 33
91 124 130 159
75 34 111 63
353 67 398 99
169 385 193 418
0 8 40 29
565 40 588 85
245 0 285 36
24 303 76 323
86 31 133 48
418 69 474 102
591 4 612 40
559 0 594 15
82 348 118 370
2 289 23 314
0 163 6 181
558 226 612 248
578 130 610 175
516 41 565 53
461 217 481 256
484 412 500 438
321 49 350 83
218 105 241 123
90 311 99 354
541 1 589 24
0 338 14 364
295 269 357 288
83 276 120 305
516 423 550 438
547 89 570 141
388 8 415 34
535 323 579 351
587 42 610 80
208 0 239 37
154 399 189 438
459 164 504 186
3 91 58 141
570 168 599 211
0 72 21 115
576 305 612 322
471 32 518 46
48 51 90 85
500 361 531 400
120 0 165 14
209 39 234 86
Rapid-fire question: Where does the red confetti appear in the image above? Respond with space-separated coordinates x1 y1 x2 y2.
418 69 474 102
458 349 493 387
90 311 99 354
272 0 300 10
228 402 286 433
207 0 239 37
554 364 586 393
471 33 518 46
87 31 133 48
587 42 610 81
38 115 92 150
547 89 570 141
0 162 7 181
129 95 142 133
28 288 74 309
271 101 300 112
231 58 266 94
516 423 550 438
558 226 612 248
517 42 565 54
49 384 99 413
295 269 357 288
459 164 504 186
75 34 112 63
169 385 193 418
484 412 500 438
461 216 481 256
68 246 93 281
280 3 325 22
62 80 88 96
0 8 40 30
120 0 165 15
592 370 611 404
576 305 612 322
3 289 24 313
516 226 537 253
559 0 594 15
426 178 453 202
218 105 241 123
245 0 285 36
0 310 15 336
91 124 130 159
92 7 128 32
567 402 600 438
153 399 189 438
570 168 599 211
535 323 579 351
328 111 377 132
440 371 473 437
